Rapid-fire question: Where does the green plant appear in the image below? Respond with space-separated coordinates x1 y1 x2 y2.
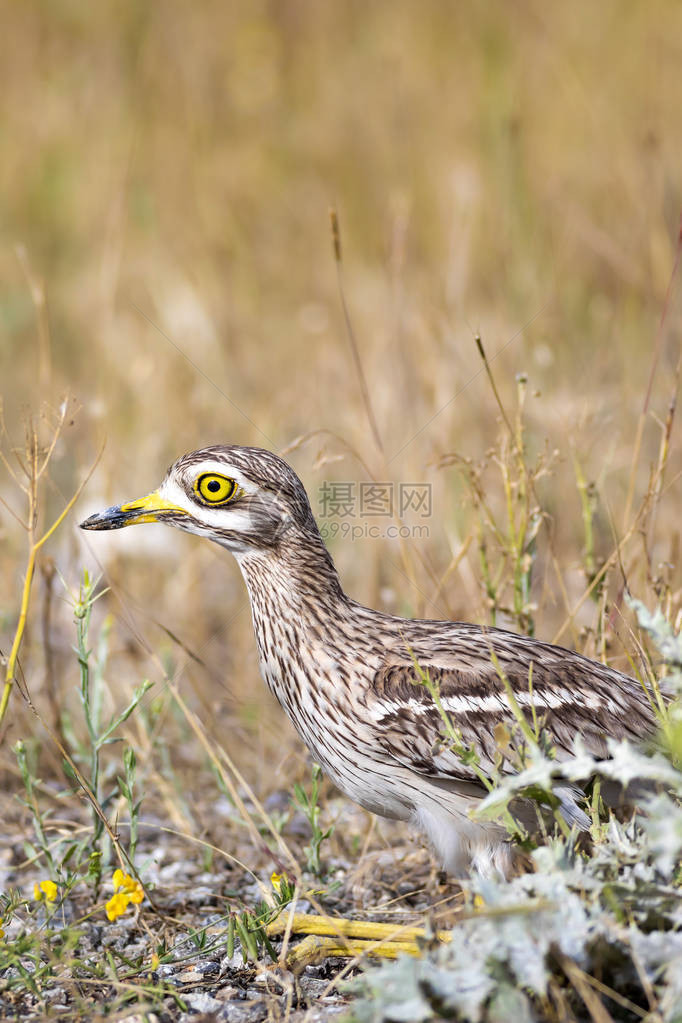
292 763 335 877
440 354 548 636
117 748 142 865
12 569 152 917
66 569 152 861
223 872 296 963
14 740 58 879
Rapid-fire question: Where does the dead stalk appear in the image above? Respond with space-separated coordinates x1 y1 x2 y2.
0 405 102 732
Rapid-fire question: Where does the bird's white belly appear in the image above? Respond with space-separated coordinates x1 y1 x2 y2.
259 653 413 821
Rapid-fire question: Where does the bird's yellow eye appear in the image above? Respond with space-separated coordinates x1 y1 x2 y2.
194 473 238 506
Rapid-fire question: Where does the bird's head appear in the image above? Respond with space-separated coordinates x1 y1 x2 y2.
80 445 317 555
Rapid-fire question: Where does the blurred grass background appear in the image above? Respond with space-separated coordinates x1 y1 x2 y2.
1 0 682 833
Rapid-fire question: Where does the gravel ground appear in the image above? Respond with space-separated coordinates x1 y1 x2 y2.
0 795 459 1021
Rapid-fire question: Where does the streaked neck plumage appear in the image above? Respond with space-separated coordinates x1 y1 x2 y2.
234 525 352 693
236 523 344 612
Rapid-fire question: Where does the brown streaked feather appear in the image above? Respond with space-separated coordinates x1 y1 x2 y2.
368 629 658 787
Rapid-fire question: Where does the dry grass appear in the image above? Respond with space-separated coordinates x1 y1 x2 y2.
1 2 682 1018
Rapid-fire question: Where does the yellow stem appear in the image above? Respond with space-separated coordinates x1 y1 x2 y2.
284 934 422 967
0 447 103 732
0 547 37 725
266 911 452 944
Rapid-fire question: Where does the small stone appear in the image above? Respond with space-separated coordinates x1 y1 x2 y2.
213 984 242 1001
196 871 224 886
245 985 284 1011
194 959 220 976
253 968 288 990
183 991 223 1014
298 976 331 999
216 1000 268 1023
303 964 328 978
397 881 417 896
176 969 202 984
42 987 66 1003
219 947 245 972
119 1015 161 1023
157 860 189 883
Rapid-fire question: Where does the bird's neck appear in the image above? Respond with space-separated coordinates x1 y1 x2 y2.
236 528 358 776
234 528 350 714
235 527 346 624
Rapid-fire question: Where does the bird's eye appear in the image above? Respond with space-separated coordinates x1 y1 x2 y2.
194 473 237 505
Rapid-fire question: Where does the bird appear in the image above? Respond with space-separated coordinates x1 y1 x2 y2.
80 444 660 878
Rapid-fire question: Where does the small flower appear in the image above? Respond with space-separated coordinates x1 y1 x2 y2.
0 917 5 939
33 879 58 903
105 891 130 922
127 881 144 905
270 872 283 895
105 869 145 922
113 869 144 902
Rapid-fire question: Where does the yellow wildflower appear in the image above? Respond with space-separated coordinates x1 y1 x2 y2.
0 917 5 939
105 891 130 922
270 872 283 895
33 879 58 902
113 869 144 903
112 868 126 891
127 880 144 904
105 869 145 921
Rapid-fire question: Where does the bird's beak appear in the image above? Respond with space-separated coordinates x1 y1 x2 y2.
80 490 187 531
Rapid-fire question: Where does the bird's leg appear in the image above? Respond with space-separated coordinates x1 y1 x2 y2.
266 911 451 969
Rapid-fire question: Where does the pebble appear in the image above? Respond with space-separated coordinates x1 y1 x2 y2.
213 984 242 1001
219 948 246 972
194 959 220 976
175 969 204 984
183 991 224 1014
215 999 269 1023
298 976 332 999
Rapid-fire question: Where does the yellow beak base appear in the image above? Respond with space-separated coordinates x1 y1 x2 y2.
80 491 187 531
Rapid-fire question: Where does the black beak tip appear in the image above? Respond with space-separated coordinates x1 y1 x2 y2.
79 507 127 531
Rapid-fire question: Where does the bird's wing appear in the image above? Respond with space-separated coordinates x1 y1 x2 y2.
366 627 658 786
